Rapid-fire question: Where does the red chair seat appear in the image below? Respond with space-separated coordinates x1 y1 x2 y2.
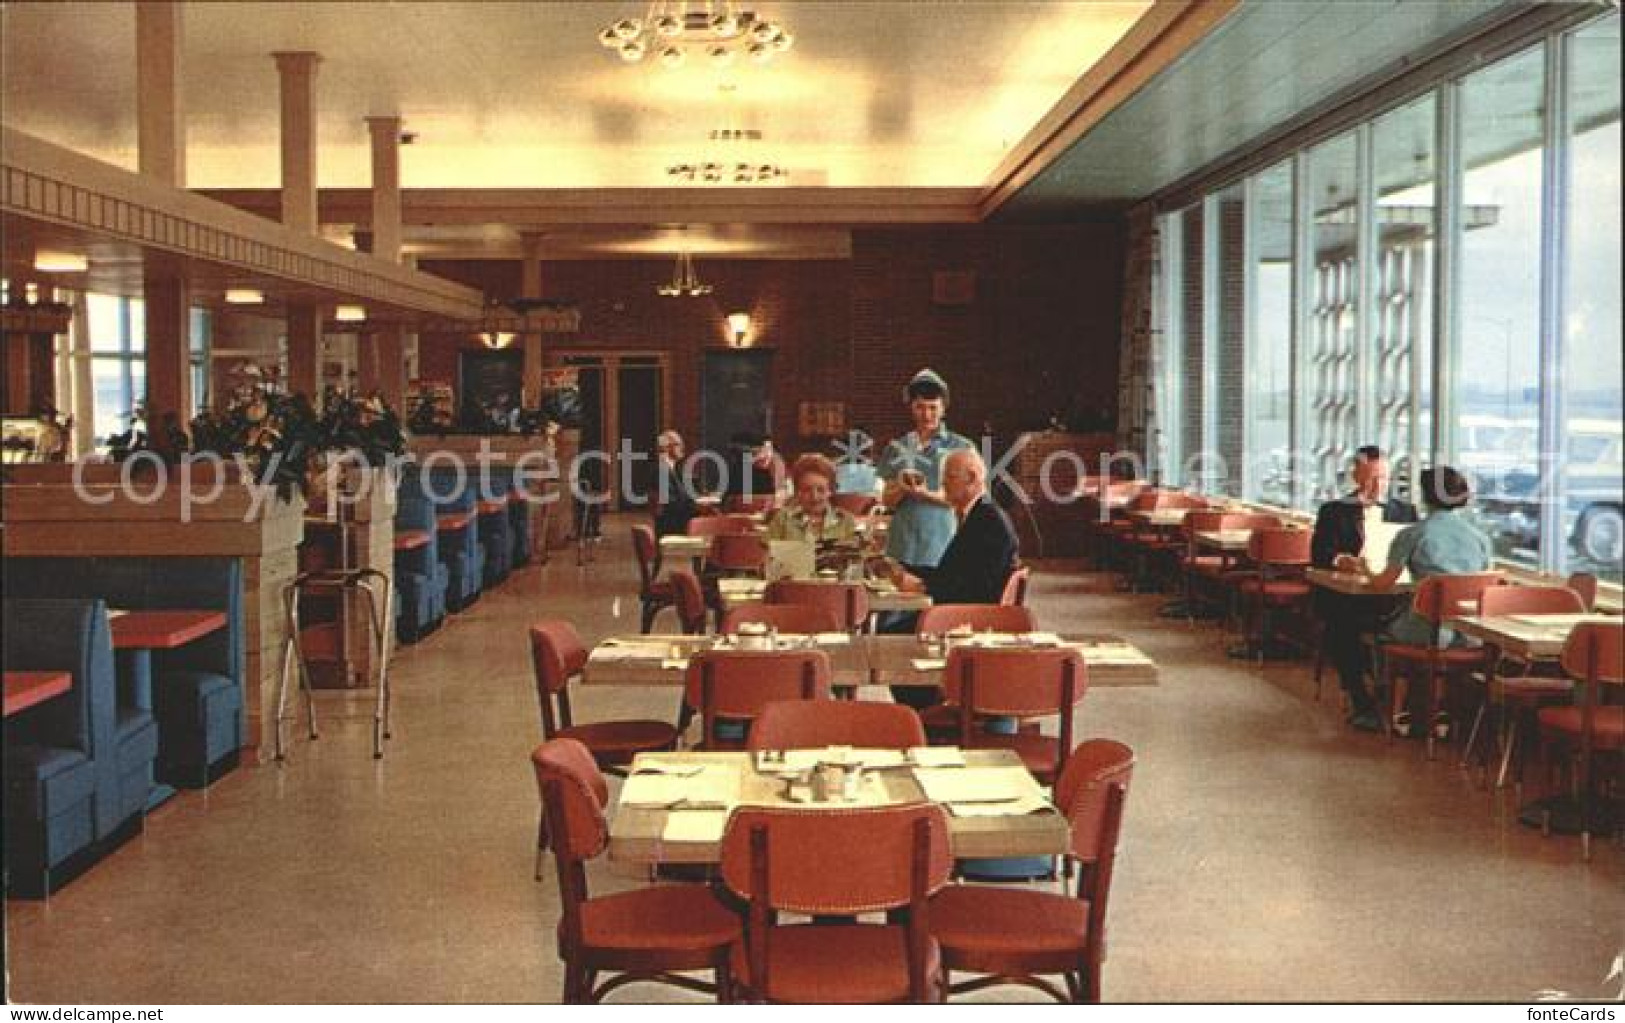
730 925 940 1004
932 885 1089 960
1495 676 1574 702
645 579 675 600
967 730 1061 781
1535 706 1625 748
1235 579 1311 600
570 885 742 952
1383 643 1486 666
557 720 680 766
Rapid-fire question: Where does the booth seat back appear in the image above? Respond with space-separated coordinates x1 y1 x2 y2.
2 598 120 859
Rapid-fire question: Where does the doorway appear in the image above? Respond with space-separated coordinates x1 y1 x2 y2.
550 351 668 510
702 348 774 462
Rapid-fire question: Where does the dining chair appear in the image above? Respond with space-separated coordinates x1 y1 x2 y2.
721 602 843 635
631 525 674 634
1534 621 1624 859
765 579 871 633
1565 572 1599 611
531 738 741 1003
1233 527 1313 664
528 621 681 879
1380 572 1503 758
668 569 710 635
931 738 1134 1003
746 699 926 751
708 532 768 577
917 604 1038 637
720 802 952 1003
999 565 1031 607
1462 584 1587 784
1121 491 1208 590
683 648 833 751
939 646 1088 785
1181 511 1279 624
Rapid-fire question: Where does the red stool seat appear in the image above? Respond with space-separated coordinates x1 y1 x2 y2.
556 720 679 766
730 925 940 1004
1536 705 1625 748
569 884 742 953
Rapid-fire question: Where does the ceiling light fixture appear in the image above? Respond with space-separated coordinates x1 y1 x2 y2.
657 251 712 297
597 2 792 69
667 161 787 184
33 249 88 273
225 288 265 305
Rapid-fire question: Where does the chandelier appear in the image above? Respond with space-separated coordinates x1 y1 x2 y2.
657 251 713 297
597 2 793 69
667 161 787 184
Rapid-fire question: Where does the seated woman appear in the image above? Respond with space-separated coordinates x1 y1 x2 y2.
1338 465 1493 737
766 453 859 544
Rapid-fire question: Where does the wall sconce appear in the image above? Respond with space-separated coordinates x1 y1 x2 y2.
335 304 367 323
33 249 88 273
727 310 751 346
479 331 516 350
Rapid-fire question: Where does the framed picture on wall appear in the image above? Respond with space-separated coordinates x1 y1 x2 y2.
459 348 523 428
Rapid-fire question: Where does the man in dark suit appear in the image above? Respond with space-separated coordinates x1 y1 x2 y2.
653 429 699 537
888 447 1019 708
1312 445 1418 730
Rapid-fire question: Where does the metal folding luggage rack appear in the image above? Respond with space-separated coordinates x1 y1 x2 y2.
274 567 394 760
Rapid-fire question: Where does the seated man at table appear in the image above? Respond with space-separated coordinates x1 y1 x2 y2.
767 453 859 544
887 448 1019 709
1312 445 1418 732
653 429 701 537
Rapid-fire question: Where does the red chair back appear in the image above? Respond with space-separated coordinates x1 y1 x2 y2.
1054 739 1135 863
999 565 1031 606
722 601 843 635
531 738 610 861
1565 572 1599 611
631 525 661 593
831 492 877 517
1247 527 1312 567
684 648 832 745
1230 513 1283 531
1479 584 1585 617
1410 573 1504 626
709 532 767 573
1559 622 1625 685
747 700 926 751
943 646 1086 759
687 515 759 538
765 579 870 631
529 621 590 739
917 604 1037 636
669 569 709 634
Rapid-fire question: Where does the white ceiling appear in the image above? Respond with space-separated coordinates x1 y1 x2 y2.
0 0 1153 189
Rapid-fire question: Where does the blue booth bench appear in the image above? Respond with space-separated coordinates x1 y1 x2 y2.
3 557 245 791
402 464 485 612
392 488 449 644
4 598 157 896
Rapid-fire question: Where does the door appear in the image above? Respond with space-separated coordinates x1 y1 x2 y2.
554 352 666 508
702 349 774 460
616 358 663 510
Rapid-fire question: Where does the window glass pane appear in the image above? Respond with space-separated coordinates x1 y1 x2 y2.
1247 161 1294 506
1306 131 1360 503
1178 205 1205 485
91 357 128 444
1453 46 1544 570
1372 94 1437 504
87 293 124 353
1212 184 1246 497
1562 13 1622 581
128 297 145 353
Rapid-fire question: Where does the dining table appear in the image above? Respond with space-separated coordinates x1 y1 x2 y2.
3 670 72 718
606 747 1070 866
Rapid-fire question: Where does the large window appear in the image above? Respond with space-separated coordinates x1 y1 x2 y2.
86 294 211 447
1560 13 1622 578
1153 10 1622 584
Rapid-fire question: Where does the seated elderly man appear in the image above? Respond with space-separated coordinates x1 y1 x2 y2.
767 453 860 544
887 447 1020 709
653 429 702 537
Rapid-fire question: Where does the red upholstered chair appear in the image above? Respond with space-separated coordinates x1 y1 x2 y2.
1084 481 1148 572
1381 572 1503 757
721 602 843 635
917 604 1038 637
1121 491 1208 589
708 532 768 576
1179 511 1274 622
631 525 674 633
765 579 871 633
939 646 1088 785
1465 584 1587 784
931 739 1134 1003
747 699 926 751
683 648 832 750
529 621 680 878
531 739 741 1003
720 803 953 1003
668 569 710 634
687 515 759 538
1565 572 1599 611
832 492 878 517
1534 622 1624 858
999 565 1031 607
1233 527 1313 664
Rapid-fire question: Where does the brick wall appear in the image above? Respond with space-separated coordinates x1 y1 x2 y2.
417 222 1124 458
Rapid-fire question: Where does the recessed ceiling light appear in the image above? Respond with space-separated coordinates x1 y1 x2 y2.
34 249 88 273
335 304 366 322
225 288 264 305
